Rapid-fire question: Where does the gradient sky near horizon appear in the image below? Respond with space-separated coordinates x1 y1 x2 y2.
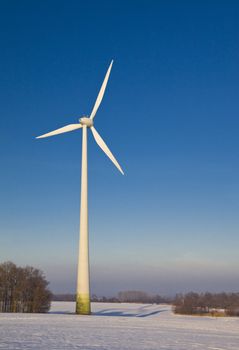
0 0 239 296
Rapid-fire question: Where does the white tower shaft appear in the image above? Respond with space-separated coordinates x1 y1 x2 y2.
76 125 91 314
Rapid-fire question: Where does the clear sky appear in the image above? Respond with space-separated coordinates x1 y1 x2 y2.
0 0 239 296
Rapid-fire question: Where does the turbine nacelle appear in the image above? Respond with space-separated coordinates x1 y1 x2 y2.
79 117 93 127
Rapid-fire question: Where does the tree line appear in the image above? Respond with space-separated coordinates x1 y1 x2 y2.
117 290 171 303
0 261 52 313
53 290 239 317
53 290 171 304
173 292 239 316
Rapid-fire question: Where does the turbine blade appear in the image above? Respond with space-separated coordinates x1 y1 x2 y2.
89 60 113 120
91 126 124 175
36 124 82 139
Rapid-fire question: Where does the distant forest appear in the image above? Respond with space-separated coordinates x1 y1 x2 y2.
0 261 52 313
53 291 172 304
53 291 239 317
174 292 239 316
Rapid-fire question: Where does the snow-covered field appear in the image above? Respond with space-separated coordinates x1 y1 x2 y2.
0 302 238 349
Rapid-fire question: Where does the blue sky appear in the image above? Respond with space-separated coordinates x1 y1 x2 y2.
0 0 239 296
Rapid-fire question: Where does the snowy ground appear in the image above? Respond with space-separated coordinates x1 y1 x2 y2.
0 302 239 349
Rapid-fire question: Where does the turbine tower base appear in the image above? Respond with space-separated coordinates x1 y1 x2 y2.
76 293 91 315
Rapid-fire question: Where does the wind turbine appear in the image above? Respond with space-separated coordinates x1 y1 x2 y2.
36 60 124 315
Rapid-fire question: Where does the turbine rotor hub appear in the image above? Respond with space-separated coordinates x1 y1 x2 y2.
79 117 93 127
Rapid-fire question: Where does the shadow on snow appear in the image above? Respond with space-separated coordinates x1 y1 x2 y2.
93 306 168 318
48 305 169 317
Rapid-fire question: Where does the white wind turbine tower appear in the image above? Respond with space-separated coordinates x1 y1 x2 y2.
36 61 124 315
